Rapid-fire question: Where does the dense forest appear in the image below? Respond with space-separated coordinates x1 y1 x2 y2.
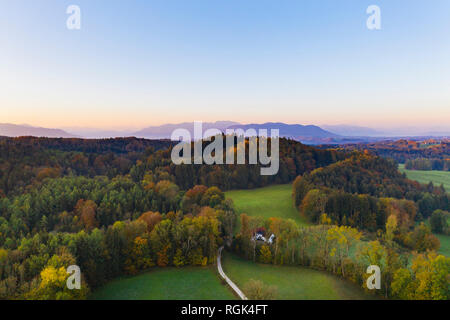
0 136 345 299
0 136 345 198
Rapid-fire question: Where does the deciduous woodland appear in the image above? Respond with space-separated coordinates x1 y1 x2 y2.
0 136 448 300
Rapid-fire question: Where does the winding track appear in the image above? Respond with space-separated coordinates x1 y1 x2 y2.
217 247 248 300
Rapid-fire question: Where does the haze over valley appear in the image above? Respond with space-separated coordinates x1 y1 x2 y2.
1 122 448 144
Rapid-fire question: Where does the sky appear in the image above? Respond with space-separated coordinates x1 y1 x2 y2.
0 0 449 130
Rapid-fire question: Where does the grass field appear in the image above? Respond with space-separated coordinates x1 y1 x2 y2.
436 234 450 257
420 218 450 257
399 164 450 191
221 251 375 300
225 184 309 227
90 267 236 300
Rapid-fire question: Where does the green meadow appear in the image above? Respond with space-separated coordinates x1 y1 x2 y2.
90 267 235 300
221 251 375 300
399 164 450 191
225 184 309 227
436 234 450 257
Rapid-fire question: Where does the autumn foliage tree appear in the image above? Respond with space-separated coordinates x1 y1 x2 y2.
138 211 162 232
75 200 99 231
391 252 450 300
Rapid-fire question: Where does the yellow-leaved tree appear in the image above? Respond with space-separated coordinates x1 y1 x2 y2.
26 252 89 300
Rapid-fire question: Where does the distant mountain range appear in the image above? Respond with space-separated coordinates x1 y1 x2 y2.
322 125 450 137
0 123 76 138
227 122 338 139
133 121 338 140
134 121 238 139
1 122 448 145
321 125 384 137
0 121 340 143
60 127 135 139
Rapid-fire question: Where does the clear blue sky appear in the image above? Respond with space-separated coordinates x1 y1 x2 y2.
1 0 449 129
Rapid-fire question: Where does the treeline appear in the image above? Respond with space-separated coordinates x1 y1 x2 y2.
136 136 348 191
405 158 450 171
0 136 173 154
232 214 450 300
296 154 447 199
327 139 450 163
0 136 346 197
0 137 171 197
430 210 450 235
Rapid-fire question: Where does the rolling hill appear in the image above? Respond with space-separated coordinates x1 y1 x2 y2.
0 123 76 138
134 121 340 143
228 122 339 139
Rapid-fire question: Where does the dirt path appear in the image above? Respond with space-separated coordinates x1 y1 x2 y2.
217 247 248 300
